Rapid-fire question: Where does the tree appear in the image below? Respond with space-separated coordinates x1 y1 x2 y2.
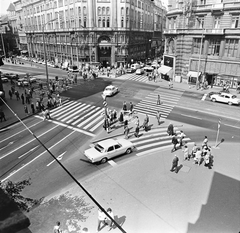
28 193 94 233
0 178 40 212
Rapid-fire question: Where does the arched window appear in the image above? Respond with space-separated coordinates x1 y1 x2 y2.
102 7 105 15
126 18 129 28
98 17 101 27
78 7 81 15
107 18 110 27
126 7 129 15
102 18 105 27
121 7 124 16
106 7 110 15
121 17 124 27
98 7 101 15
83 17 87 27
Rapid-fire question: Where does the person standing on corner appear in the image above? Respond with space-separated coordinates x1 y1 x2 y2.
53 221 63 233
170 154 179 173
97 208 106 233
122 101 127 111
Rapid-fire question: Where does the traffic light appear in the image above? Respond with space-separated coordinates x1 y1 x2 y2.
0 56 4 66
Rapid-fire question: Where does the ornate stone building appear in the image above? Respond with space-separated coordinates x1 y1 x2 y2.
164 0 240 88
20 0 166 67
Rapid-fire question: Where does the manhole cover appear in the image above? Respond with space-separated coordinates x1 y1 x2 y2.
180 165 191 173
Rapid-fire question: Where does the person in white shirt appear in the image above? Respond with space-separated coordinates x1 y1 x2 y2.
53 221 62 233
97 208 106 232
104 208 114 229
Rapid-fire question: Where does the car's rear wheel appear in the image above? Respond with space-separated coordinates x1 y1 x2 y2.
100 157 108 164
228 102 233 105
212 98 216 102
126 148 132 154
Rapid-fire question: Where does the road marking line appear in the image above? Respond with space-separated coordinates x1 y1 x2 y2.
71 107 100 125
0 120 43 143
0 141 14 151
47 151 66 166
0 125 59 160
201 93 207 101
90 119 104 132
180 114 203 120
1 131 75 182
108 160 117 167
35 116 96 137
18 146 39 158
137 145 172 156
223 124 240 129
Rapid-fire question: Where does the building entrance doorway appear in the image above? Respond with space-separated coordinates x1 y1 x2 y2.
98 35 112 67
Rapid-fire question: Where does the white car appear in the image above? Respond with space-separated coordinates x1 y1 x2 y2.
211 93 240 105
136 68 144 75
17 78 29 86
103 85 119 97
84 138 135 163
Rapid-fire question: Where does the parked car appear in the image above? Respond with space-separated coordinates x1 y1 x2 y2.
3 73 18 80
1 77 9 82
84 138 135 164
103 85 119 97
126 68 135 73
29 77 37 83
210 93 240 105
68 65 79 72
136 68 144 75
17 78 29 86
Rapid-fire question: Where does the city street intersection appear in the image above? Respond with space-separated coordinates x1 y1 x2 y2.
0 63 240 233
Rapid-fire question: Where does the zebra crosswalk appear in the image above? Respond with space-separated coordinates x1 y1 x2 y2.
121 73 150 83
129 127 192 156
133 88 184 118
39 100 105 134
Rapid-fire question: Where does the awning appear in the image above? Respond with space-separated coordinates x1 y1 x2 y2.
187 71 201 78
158 65 172 75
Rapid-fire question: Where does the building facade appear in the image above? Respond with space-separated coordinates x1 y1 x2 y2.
164 0 240 88
18 0 166 67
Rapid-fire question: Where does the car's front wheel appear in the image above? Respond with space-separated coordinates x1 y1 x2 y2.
228 102 233 105
126 148 132 154
212 98 216 102
100 157 108 164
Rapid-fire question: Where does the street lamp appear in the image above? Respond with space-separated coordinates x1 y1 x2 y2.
42 17 58 91
196 18 205 90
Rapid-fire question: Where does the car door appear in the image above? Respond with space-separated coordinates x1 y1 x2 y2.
222 95 229 103
218 94 225 103
106 146 116 159
114 144 122 156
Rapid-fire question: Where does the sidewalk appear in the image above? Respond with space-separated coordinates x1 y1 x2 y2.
39 113 240 233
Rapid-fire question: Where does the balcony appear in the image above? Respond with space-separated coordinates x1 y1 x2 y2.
205 29 225 34
164 29 177 34
212 3 224 11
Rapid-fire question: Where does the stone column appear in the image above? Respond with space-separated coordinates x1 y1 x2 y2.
111 45 115 66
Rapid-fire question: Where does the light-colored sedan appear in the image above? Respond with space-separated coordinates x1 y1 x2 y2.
136 68 144 75
17 78 29 86
210 93 240 105
84 138 135 164
103 85 119 97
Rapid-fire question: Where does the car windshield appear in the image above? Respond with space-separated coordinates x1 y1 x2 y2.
94 144 104 153
105 87 113 91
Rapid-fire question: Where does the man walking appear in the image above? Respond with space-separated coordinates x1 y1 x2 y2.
156 111 161 125
0 108 6 122
170 154 179 173
157 94 161 105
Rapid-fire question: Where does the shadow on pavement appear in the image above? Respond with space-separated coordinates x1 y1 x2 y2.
187 172 240 233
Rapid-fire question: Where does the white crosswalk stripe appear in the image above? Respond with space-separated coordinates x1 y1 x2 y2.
130 127 191 155
133 88 184 118
44 100 105 133
121 73 149 83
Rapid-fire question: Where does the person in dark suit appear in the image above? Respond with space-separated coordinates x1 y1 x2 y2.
170 155 179 173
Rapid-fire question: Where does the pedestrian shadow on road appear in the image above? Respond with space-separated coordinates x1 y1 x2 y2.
175 164 183 173
112 215 126 229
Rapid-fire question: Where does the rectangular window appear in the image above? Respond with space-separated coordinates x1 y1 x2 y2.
224 39 239 57
200 0 206 4
214 16 221 29
231 16 239 28
192 38 204 54
197 17 204 28
58 0 63 7
208 39 221 56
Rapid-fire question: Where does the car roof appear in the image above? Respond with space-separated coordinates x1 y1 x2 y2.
97 139 118 148
105 85 115 88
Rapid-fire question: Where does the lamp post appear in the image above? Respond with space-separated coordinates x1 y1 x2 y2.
196 19 204 90
42 17 58 91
